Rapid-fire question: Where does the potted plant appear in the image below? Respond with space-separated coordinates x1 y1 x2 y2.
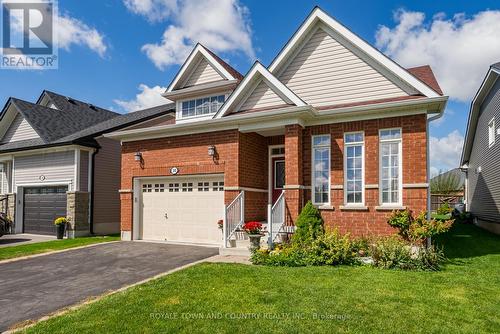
217 219 224 231
54 217 68 239
243 221 263 251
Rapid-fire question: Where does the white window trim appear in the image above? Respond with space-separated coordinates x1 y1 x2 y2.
378 128 403 207
176 93 228 121
311 134 331 206
488 117 495 148
343 131 365 206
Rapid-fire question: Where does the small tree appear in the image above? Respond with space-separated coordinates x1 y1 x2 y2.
293 201 324 243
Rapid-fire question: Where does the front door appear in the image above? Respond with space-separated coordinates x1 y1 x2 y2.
272 157 285 203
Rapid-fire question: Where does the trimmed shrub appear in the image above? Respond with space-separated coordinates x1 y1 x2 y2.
387 209 454 243
436 203 453 215
292 201 324 243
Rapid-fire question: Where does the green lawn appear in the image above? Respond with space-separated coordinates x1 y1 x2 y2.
0 235 120 261
20 224 500 334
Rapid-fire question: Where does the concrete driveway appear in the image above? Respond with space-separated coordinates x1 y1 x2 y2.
0 234 55 248
0 242 218 331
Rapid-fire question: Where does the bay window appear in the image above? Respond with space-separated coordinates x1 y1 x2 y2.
344 132 364 205
312 135 330 205
379 128 402 205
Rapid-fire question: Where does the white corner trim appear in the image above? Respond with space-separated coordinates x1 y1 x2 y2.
74 149 80 192
268 7 440 98
166 44 236 93
214 62 306 119
402 183 429 189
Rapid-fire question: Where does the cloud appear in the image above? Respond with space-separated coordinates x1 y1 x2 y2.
114 84 171 112
124 0 255 69
7 1 108 57
56 14 107 57
429 130 464 176
376 10 500 101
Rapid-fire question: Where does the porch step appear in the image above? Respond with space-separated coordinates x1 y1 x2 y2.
219 247 251 256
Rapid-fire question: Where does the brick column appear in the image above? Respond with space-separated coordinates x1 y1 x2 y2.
284 124 303 224
66 191 90 238
120 191 133 240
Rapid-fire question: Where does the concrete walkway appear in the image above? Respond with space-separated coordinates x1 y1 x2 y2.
0 241 218 331
0 234 55 248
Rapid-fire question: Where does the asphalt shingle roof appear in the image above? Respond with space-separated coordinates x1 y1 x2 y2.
0 91 174 153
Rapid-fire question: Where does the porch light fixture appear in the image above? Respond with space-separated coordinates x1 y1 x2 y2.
134 151 143 162
208 145 216 157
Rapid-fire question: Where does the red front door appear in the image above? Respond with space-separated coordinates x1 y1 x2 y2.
272 157 285 203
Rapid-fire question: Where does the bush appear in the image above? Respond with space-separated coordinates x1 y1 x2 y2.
370 236 445 271
251 229 357 267
292 201 324 243
436 203 453 215
54 217 68 225
452 211 473 224
387 209 454 242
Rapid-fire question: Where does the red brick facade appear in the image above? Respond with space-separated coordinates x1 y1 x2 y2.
120 114 428 238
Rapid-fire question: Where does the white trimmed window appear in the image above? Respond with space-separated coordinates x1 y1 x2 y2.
344 132 364 205
312 135 330 205
488 118 495 147
379 129 402 205
181 95 225 118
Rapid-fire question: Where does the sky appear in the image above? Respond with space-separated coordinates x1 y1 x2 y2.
1 0 500 176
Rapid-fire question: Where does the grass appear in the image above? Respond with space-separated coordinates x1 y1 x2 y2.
19 224 500 334
0 235 120 261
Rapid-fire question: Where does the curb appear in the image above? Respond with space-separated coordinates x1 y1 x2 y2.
4 255 220 334
0 240 121 265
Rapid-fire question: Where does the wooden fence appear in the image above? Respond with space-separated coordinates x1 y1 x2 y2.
431 193 464 212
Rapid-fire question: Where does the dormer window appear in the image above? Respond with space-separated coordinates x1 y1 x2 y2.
180 95 225 118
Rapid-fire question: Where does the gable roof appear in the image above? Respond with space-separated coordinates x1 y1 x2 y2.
406 66 443 96
166 44 243 93
461 63 500 165
268 6 441 99
0 93 175 154
214 62 307 118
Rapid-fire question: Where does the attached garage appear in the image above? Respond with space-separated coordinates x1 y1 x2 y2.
23 186 68 235
139 175 225 244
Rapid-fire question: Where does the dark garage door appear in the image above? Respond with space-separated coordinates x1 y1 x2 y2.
23 186 68 235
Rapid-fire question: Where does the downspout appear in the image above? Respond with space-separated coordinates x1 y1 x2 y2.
89 148 99 235
426 109 445 247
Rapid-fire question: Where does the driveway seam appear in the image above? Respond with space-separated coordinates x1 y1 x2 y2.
4 255 220 334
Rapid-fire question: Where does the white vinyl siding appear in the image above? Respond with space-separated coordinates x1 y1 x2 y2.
379 129 402 205
1 113 39 143
239 80 288 111
344 132 364 205
14 151 75 186
183 58 224 87
312 135 331 205
488 118 495 147
278 27 408 107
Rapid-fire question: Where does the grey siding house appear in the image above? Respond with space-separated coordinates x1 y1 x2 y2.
0 91 174 237
461 63 500 234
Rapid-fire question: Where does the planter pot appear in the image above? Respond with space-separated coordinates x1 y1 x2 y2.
55 223 65 239
248 234 262 251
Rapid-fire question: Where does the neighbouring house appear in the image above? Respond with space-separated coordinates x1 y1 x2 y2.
107 7 447 248
461 62 500 235
0 90 174 237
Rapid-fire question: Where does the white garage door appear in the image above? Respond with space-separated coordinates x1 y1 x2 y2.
140 176 224 244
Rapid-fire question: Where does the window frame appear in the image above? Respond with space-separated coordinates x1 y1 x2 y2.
378 128 403 207
311 134 331 206
343 131 365 206
177 94 227 120
488 117 495 148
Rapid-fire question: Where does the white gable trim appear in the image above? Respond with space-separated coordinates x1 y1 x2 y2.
166 44 237 93
268 7 440 98
214 62 306 118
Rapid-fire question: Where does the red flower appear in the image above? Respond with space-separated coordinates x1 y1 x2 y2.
243 221 263 235
217 219 224 230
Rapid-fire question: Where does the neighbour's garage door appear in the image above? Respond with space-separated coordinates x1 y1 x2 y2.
140 176 224 244
23 186 68 235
